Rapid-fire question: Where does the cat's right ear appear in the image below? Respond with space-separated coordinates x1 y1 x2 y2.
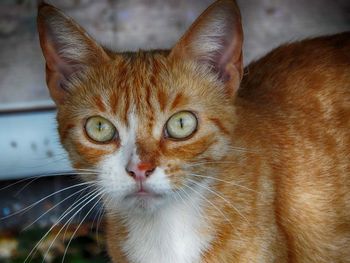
170 0 243 98
37 3 110 105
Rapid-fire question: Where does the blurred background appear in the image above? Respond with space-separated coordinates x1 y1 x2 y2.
0 0 349 262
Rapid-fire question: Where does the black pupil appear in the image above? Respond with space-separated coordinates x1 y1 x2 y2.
179 118 184 129
98 121 102 131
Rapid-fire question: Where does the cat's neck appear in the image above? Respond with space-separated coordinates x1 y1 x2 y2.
107 191 213 263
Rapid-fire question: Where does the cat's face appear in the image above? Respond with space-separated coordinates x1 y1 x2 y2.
58 54 236 212
37 1 243 214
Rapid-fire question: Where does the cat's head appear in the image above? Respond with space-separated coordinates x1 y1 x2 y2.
37 0 243 214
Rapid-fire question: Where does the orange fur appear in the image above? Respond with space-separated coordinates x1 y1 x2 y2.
37 1 350 262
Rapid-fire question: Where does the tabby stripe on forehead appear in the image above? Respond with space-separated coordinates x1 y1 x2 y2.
132 75 142 112
151 56 162 80
123 85 130 125
157 89 167 112
171 93 187 110
118 61 128 77
145 84 152 109
150 73 158 87
143 83 155 131
110 91 118 115
209 117 230 136
93 95 106 112
152 58 168 112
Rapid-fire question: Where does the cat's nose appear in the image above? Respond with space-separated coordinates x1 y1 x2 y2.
126 162 156 181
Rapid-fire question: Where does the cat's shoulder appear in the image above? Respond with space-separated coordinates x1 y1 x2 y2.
238 32 350 105
243 31 350 78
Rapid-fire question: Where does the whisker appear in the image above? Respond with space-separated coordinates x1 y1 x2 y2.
226 146 260 154
181 182 235 230
174 187 205 221
187 178 251 226
41 191 101 263
19 156 70 170
61 195 104 263
0 171 98 193
91 203 101 231
22 185 94 231
90 199 105 245
14 172 98 196
190 173 261 194
61 187 101 246
94 205 105 246
170 188 185 208
74 168 99 172
1 181 94 220
25 190 100 263
185 160 243 168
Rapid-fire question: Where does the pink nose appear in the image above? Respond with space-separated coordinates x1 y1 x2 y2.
126 162 156 181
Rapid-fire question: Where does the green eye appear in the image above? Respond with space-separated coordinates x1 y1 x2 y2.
85 116 117 143
166 111 198 140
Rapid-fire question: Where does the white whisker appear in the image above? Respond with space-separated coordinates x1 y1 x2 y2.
95 206 105 246
1 181 94 220
23 184 94 231
24 189 100 263
61 195 104 263
40 191 102 263
186 161 241 168
14 172 98 196
0 171 97 193
182 182 235 230
190 173 260 194
187 178 251 226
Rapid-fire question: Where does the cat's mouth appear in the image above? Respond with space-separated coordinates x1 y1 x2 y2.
125 185 164 199
130 190 163 198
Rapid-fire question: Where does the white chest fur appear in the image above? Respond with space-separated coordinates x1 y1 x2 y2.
121 196 211 263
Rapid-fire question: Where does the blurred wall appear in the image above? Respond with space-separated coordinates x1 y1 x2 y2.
0 0 349 105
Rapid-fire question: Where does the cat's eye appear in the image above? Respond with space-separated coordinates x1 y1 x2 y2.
85 116 117 143
165 111 198 140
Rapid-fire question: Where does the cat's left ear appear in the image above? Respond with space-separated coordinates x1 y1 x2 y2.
169 0 243 97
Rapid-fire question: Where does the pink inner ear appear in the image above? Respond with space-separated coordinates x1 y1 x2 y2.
218 30 244 82
42 38 81 95
40 23 86 83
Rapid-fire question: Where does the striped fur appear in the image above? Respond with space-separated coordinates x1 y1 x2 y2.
37 1 350 262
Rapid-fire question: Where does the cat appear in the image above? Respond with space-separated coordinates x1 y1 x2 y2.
37 0 350 262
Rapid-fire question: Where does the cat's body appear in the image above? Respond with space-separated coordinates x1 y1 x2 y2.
37 0 350 262
105 33 350 263
234 33 350 262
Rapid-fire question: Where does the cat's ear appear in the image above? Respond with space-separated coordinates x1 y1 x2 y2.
170 0 243 97
37 3 110 105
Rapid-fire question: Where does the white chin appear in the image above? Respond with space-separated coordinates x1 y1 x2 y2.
121 194 168 213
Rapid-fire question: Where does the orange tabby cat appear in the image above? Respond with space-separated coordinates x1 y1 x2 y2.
37 0 350 262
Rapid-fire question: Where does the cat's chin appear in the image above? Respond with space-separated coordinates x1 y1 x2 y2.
106 191 169 215
125 190 164 199
123 196 167 214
